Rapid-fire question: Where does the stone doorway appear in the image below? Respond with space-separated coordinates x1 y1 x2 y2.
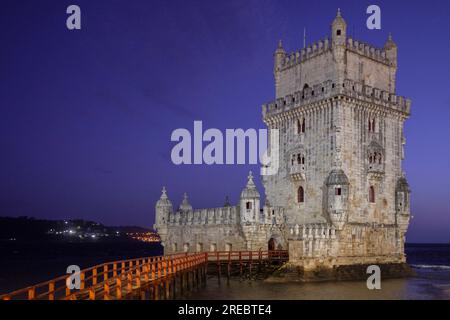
268 238 275 251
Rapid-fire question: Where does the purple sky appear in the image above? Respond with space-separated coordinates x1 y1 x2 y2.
1 0 449 243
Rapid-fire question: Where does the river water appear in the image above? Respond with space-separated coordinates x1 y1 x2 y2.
183 244 450 300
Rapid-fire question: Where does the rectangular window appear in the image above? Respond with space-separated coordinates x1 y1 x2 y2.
335 188 342 196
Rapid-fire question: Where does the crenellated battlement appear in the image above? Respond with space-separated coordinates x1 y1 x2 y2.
263 78 411 119
168 206 239 226
346 38 390 64
279 38 332 70
278 37 392 72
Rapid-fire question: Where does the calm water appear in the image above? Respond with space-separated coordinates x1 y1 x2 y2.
2 243 449 299
182 244 450 300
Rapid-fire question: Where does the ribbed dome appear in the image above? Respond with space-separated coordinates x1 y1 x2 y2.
275 39 285 54
332 8 346 27
179 192 193 211
241 171 260 199
156 187 173 208
384 33 397 49
396 177 410 192
326 169 349 185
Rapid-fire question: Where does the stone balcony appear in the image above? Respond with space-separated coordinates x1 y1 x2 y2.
290 163 306 180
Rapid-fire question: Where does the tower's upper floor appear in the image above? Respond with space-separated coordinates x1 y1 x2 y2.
273 9 398 99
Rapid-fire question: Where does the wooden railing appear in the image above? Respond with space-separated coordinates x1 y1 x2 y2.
0 250 288 300
208 250 288 263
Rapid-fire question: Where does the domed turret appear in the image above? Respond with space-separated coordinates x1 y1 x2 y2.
155 187 173 227
395 176 411 234
325 169 350 230
384 33 397 66
326 169 350 186
331 8 347 46
241 171 260 199
274 39 286 73
240 171 260 223
179 192 193 212
384 33 397 49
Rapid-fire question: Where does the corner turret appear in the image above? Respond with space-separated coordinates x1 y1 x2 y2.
331 8 347 46
155 187 173 227
274 40 286 73
325 169 349 230
384 33 398 66
240 171 260 223
179 192 193 212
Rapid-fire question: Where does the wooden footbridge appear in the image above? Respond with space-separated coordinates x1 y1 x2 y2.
0 250 288 300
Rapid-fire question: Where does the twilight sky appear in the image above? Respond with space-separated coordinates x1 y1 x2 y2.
1 0 449 243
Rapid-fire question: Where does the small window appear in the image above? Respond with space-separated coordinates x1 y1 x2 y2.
298 186 305 203
369 186 375 203
246 201 252 210
337 30 341 36
297 118 306 134
335 187 342 196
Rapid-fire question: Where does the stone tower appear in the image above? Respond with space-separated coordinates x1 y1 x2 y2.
155 10 412 276
262 9 411 269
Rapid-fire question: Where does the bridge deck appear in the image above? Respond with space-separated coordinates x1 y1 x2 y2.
0 250 288 300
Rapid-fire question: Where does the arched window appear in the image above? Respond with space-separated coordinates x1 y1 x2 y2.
297 118 306 134
368 118 376 133
298 186 305 203
369 186 375 203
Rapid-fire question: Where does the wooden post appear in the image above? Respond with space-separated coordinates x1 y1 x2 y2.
157 260 162 278
89 287 95 300
92 268 97 285
116 278 122 299
113 263 118 277
27 287 36 300
80 272 85 290
49 282 55 300
153 282 159 300
239 251 243 277
104 282 110 300
136 268 141 288
104 265 108 282
144 265 149 282
151 260 155 280
127 273 132 293
165 279 170 299
227 251 231 279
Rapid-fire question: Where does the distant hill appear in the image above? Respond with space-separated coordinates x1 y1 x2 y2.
0 216 154 241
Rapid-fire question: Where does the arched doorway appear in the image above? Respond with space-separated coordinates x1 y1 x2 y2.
268 238 275 251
